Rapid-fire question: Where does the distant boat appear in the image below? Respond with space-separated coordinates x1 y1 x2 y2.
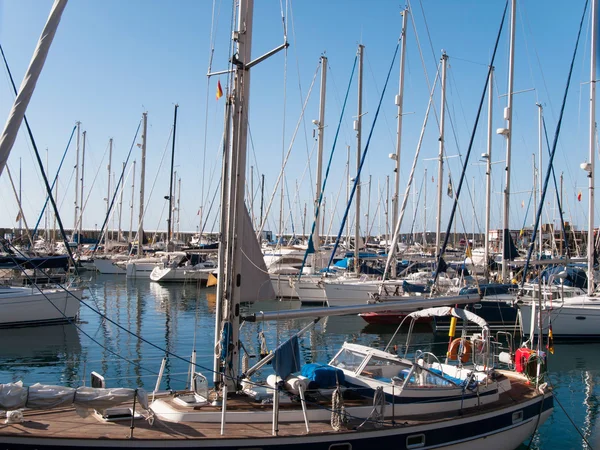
150 257 217 284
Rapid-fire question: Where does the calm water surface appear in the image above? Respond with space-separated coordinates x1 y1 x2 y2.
0 274 598 449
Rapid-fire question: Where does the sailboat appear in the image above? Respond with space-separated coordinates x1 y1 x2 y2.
0 1 552 448
518 0 600 338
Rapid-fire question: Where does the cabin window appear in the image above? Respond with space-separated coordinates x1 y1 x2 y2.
330 349 366 372
406 433 425 448
512 410 523 424
329 444 352 450
360 355 407 380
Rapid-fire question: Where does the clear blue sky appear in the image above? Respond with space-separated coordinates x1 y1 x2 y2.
0 0 596 241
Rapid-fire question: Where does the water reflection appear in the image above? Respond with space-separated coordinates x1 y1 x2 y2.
0 324 81 386
1 275 598 449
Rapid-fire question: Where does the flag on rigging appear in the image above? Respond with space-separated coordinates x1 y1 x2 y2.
578 190 582 202
447 176 453 198
15 211 22 222
547 323 554 354
207 273 218 287
216 80 223 100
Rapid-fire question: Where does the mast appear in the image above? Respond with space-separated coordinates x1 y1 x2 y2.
501 0 517 282
250 166 254 227
177 176 181 241
391 7 408 278
532 153 537 252
435 52 448 256
354 44 364 276
215 0 254 389
118 161 125 242
484 67 493 279
312 55 327 267
138 112 147 256
537 103 543 259
167 104 179 248
73 121 80 239
129 160 136 243
423 168 427 246
79 130 86 247
588 0 597 295
106 138 113 244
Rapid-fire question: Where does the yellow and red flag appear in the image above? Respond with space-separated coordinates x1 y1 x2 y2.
216 80 223 100
578 190 582 202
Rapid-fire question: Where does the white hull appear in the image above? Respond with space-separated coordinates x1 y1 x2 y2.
295 277 327 304
270 273 297 298
323 280 406 306
93 258 126 275
0 286 82 327
126 261 160 278
150 266 213 283
520 296 600 338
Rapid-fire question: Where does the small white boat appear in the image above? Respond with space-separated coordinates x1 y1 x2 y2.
0 285 82 327
150 260 217 284
125 252 187 279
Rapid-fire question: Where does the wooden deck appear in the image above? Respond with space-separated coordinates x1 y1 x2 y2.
0 371 544 442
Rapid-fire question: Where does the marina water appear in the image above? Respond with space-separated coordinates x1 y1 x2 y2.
0 275 598 449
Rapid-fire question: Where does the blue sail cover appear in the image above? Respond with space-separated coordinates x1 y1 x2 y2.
539 265 587 289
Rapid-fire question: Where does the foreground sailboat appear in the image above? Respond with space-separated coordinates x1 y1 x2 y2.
0 1 552 448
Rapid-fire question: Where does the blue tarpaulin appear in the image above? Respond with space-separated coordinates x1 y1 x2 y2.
301 363 345 388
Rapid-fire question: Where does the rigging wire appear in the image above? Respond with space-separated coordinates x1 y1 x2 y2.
32 125 76 237
0 42 78 271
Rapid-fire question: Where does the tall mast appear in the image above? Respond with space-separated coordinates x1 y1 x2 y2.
423 168 427 247
537 104 543 259
118 161 125 242
313 55 327 266
501 0 517 282
177 176 182 240
129 160 136 243
215 0 254 389
79 130 86 247
73 121 80 239
138 112 147 255
484 67 493 279
106 138 113 243
435 52 448 256
354 44 364 276
167 104 179 247
588 0 597 295
391 7 408 278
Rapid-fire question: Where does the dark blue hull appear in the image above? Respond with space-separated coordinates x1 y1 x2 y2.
0 393 553 450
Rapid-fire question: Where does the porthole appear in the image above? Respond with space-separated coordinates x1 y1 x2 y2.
329 444 352 450
407 433 425 449
512 410 524 424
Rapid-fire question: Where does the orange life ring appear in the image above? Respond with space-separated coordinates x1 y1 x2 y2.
447 338 472 363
